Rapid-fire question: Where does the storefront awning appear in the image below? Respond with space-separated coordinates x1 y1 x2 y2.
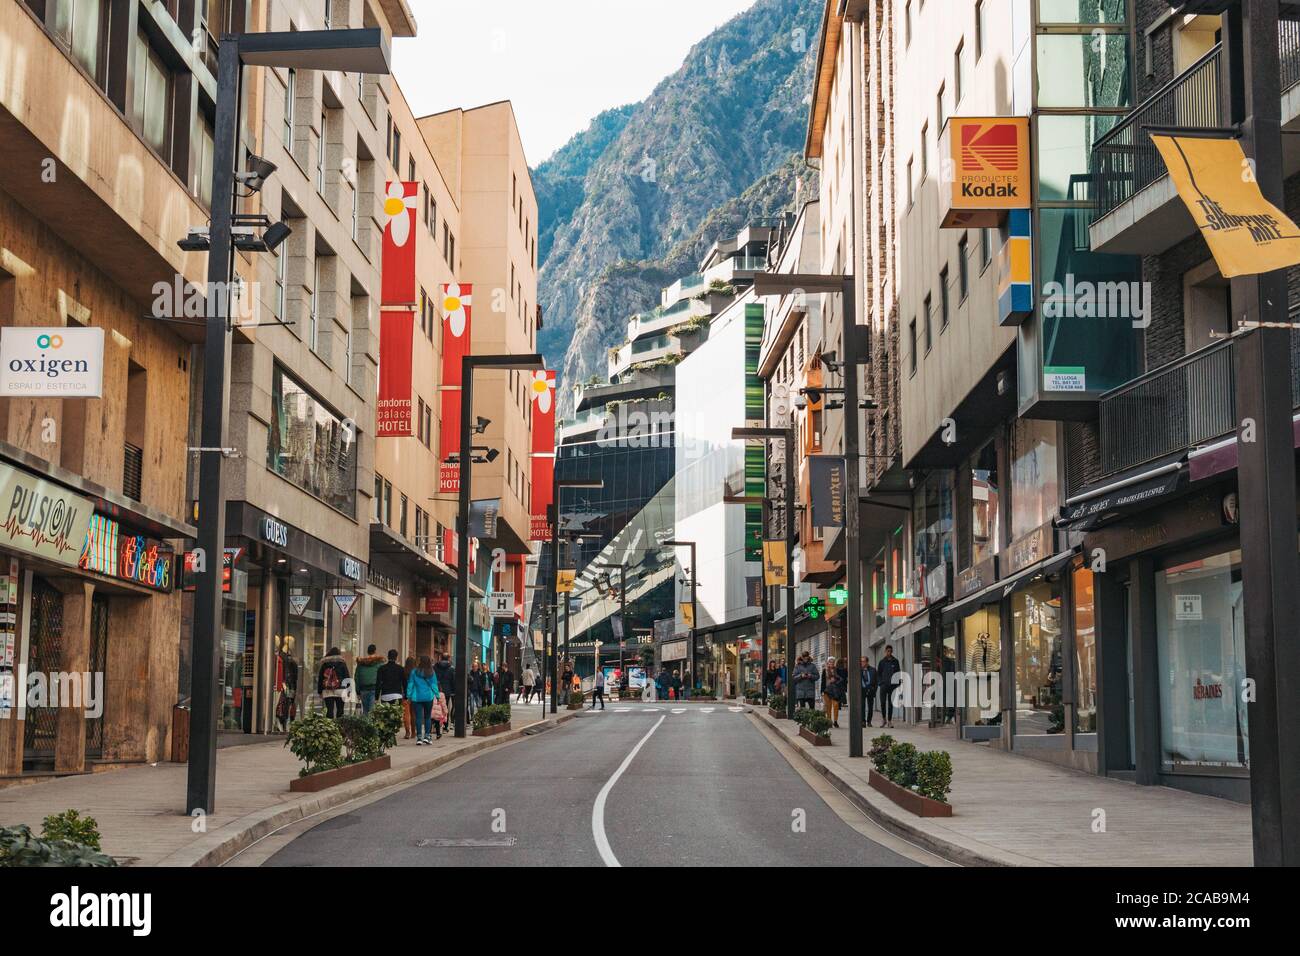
1058 459 1185 531
941 549 1076 625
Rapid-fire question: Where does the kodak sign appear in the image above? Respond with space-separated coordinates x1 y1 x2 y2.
939 116 1031 229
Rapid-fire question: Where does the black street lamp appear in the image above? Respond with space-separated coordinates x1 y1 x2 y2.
663 540 697 696
733 428 796 720
452 354 544 737
548 479 603 713
750 272 865 757
598 562 628 695
187 28 391 816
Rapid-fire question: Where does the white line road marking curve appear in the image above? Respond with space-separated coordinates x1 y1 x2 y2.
592 714 666 867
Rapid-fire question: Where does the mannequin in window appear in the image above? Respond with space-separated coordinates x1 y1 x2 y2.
275 635 299 731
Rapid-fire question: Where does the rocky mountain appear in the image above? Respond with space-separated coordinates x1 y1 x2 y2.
532 0 823 413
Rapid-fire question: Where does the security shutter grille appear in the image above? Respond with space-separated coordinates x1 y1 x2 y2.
23 577 64 769
123 442 144 501
84 595 110 758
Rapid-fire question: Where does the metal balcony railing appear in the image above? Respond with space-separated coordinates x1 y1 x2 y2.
1093 24 1300 223
1091 45 1222 222
1099 327 1300 477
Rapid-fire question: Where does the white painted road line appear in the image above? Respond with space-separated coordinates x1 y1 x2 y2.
592 714 666 867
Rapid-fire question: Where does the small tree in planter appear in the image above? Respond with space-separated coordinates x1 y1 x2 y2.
371 702 404 751
285 711 344 777
883 741 919 789
767 692 787 716
868 734 896 772
567 691 585 709
472 703 512 734
793 708 833 744
336 714 384 763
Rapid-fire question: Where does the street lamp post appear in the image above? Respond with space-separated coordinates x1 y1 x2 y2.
548 479 603 713
598 563 628 697
664 540 697 695
732 427 796 720
187 28 391 815
751 272 864 756
453 354 543 738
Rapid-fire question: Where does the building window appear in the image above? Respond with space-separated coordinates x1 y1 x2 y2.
351 178 359 240
908 318 918 376
274 246 286 319
936 84 945 134
920 124 928 182
1154 548 1248 772
954 40 965 104
323 0 332 29
980 227 992 271
132 29 173 162
344 320 353 386
1011 579 1064 736
923 293 933 353
399 494 408 537
54 0 107 86
958 235 969 300
976 0 987 61
373 473 384 522
905 0 912 46
267 365 358 517
317 109 328 194
969 439 1000 562
283 69 296 147
192 111 215 207
939 270 949 331
907 157 914 206
391 126 401 171
1072 562 1097 734
309 256 321 352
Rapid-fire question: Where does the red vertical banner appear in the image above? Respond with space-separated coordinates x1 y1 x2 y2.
377 310 414 437
381 181 419 306
529 369 557 541
439 283 473 493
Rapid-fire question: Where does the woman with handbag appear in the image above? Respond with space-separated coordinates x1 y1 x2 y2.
406 656 441 744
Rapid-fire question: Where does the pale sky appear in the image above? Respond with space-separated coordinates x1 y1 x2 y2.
392 0 759 166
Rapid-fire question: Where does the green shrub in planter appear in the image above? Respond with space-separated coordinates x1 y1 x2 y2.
285 710 344 777
371 702 404 751
472 703 512 730
768 692 786 712
336 713 384 763
568 691 585 707
41 810 102 851
801 711 833 736
914 750 954 803
868 734 896 773
883 742 919 789
0 824 117 867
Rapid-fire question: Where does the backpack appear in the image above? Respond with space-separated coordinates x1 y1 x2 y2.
322 663 341 690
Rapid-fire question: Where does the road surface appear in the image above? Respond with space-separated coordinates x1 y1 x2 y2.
260 702 933 867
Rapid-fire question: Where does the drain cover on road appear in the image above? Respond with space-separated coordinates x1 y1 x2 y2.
415 837 517 848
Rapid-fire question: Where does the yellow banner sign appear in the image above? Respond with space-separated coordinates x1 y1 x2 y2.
556 569 576 593
762 540 788 587
679 602 694 629
1152 134 1300 278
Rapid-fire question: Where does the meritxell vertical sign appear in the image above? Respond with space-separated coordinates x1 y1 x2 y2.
808 455 846 528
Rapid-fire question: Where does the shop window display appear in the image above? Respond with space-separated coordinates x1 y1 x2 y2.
1072 563 1097 733
1011 581 1064 735
1154 550 1249 773
960 606 1001 727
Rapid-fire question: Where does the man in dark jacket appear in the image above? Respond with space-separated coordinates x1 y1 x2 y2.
376 649 406 707
792 653 819 708
876 644 901 727
859 655 877 728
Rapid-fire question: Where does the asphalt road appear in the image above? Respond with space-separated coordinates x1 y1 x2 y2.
263 703 926 867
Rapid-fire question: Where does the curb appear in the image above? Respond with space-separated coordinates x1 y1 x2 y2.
752 709 1022 867
159 709 583 867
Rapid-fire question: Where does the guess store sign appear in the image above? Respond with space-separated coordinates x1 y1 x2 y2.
79 514 175 592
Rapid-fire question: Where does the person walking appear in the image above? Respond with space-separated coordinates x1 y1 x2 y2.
877 644 901 728
642 667 656 701
560 661 575 703
406 656 441 744
376 648 406 725
534 665 545 704
353 644 383 715
520 665 536 704
792 652 818 710
433 654 454 735
672 669 683 702
860 655 877 728
317 648 350 719
821 657 843 727
401 656 416 738
468 661 484 716
499 664 515 705
590 668 606 710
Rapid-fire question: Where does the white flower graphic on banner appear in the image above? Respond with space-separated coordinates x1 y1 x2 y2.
443 284 472 337
383 182 417 247
529 370 553 414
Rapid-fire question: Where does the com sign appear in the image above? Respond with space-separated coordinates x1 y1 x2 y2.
0 327 105 397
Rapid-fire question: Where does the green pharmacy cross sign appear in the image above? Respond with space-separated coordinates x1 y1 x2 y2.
828 585 848 605
806 596 826 620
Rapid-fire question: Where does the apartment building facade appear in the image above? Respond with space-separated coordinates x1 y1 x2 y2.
0 0 215 775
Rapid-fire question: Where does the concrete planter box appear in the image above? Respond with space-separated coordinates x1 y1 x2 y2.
768 708 789 720
868 768 953 817
798 726 832 747
567 703 584 710
962 724 1001 742
472 721 512 738
290 755 391 793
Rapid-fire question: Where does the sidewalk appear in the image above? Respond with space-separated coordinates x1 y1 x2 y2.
754 710 1253 866
0 699 576 867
